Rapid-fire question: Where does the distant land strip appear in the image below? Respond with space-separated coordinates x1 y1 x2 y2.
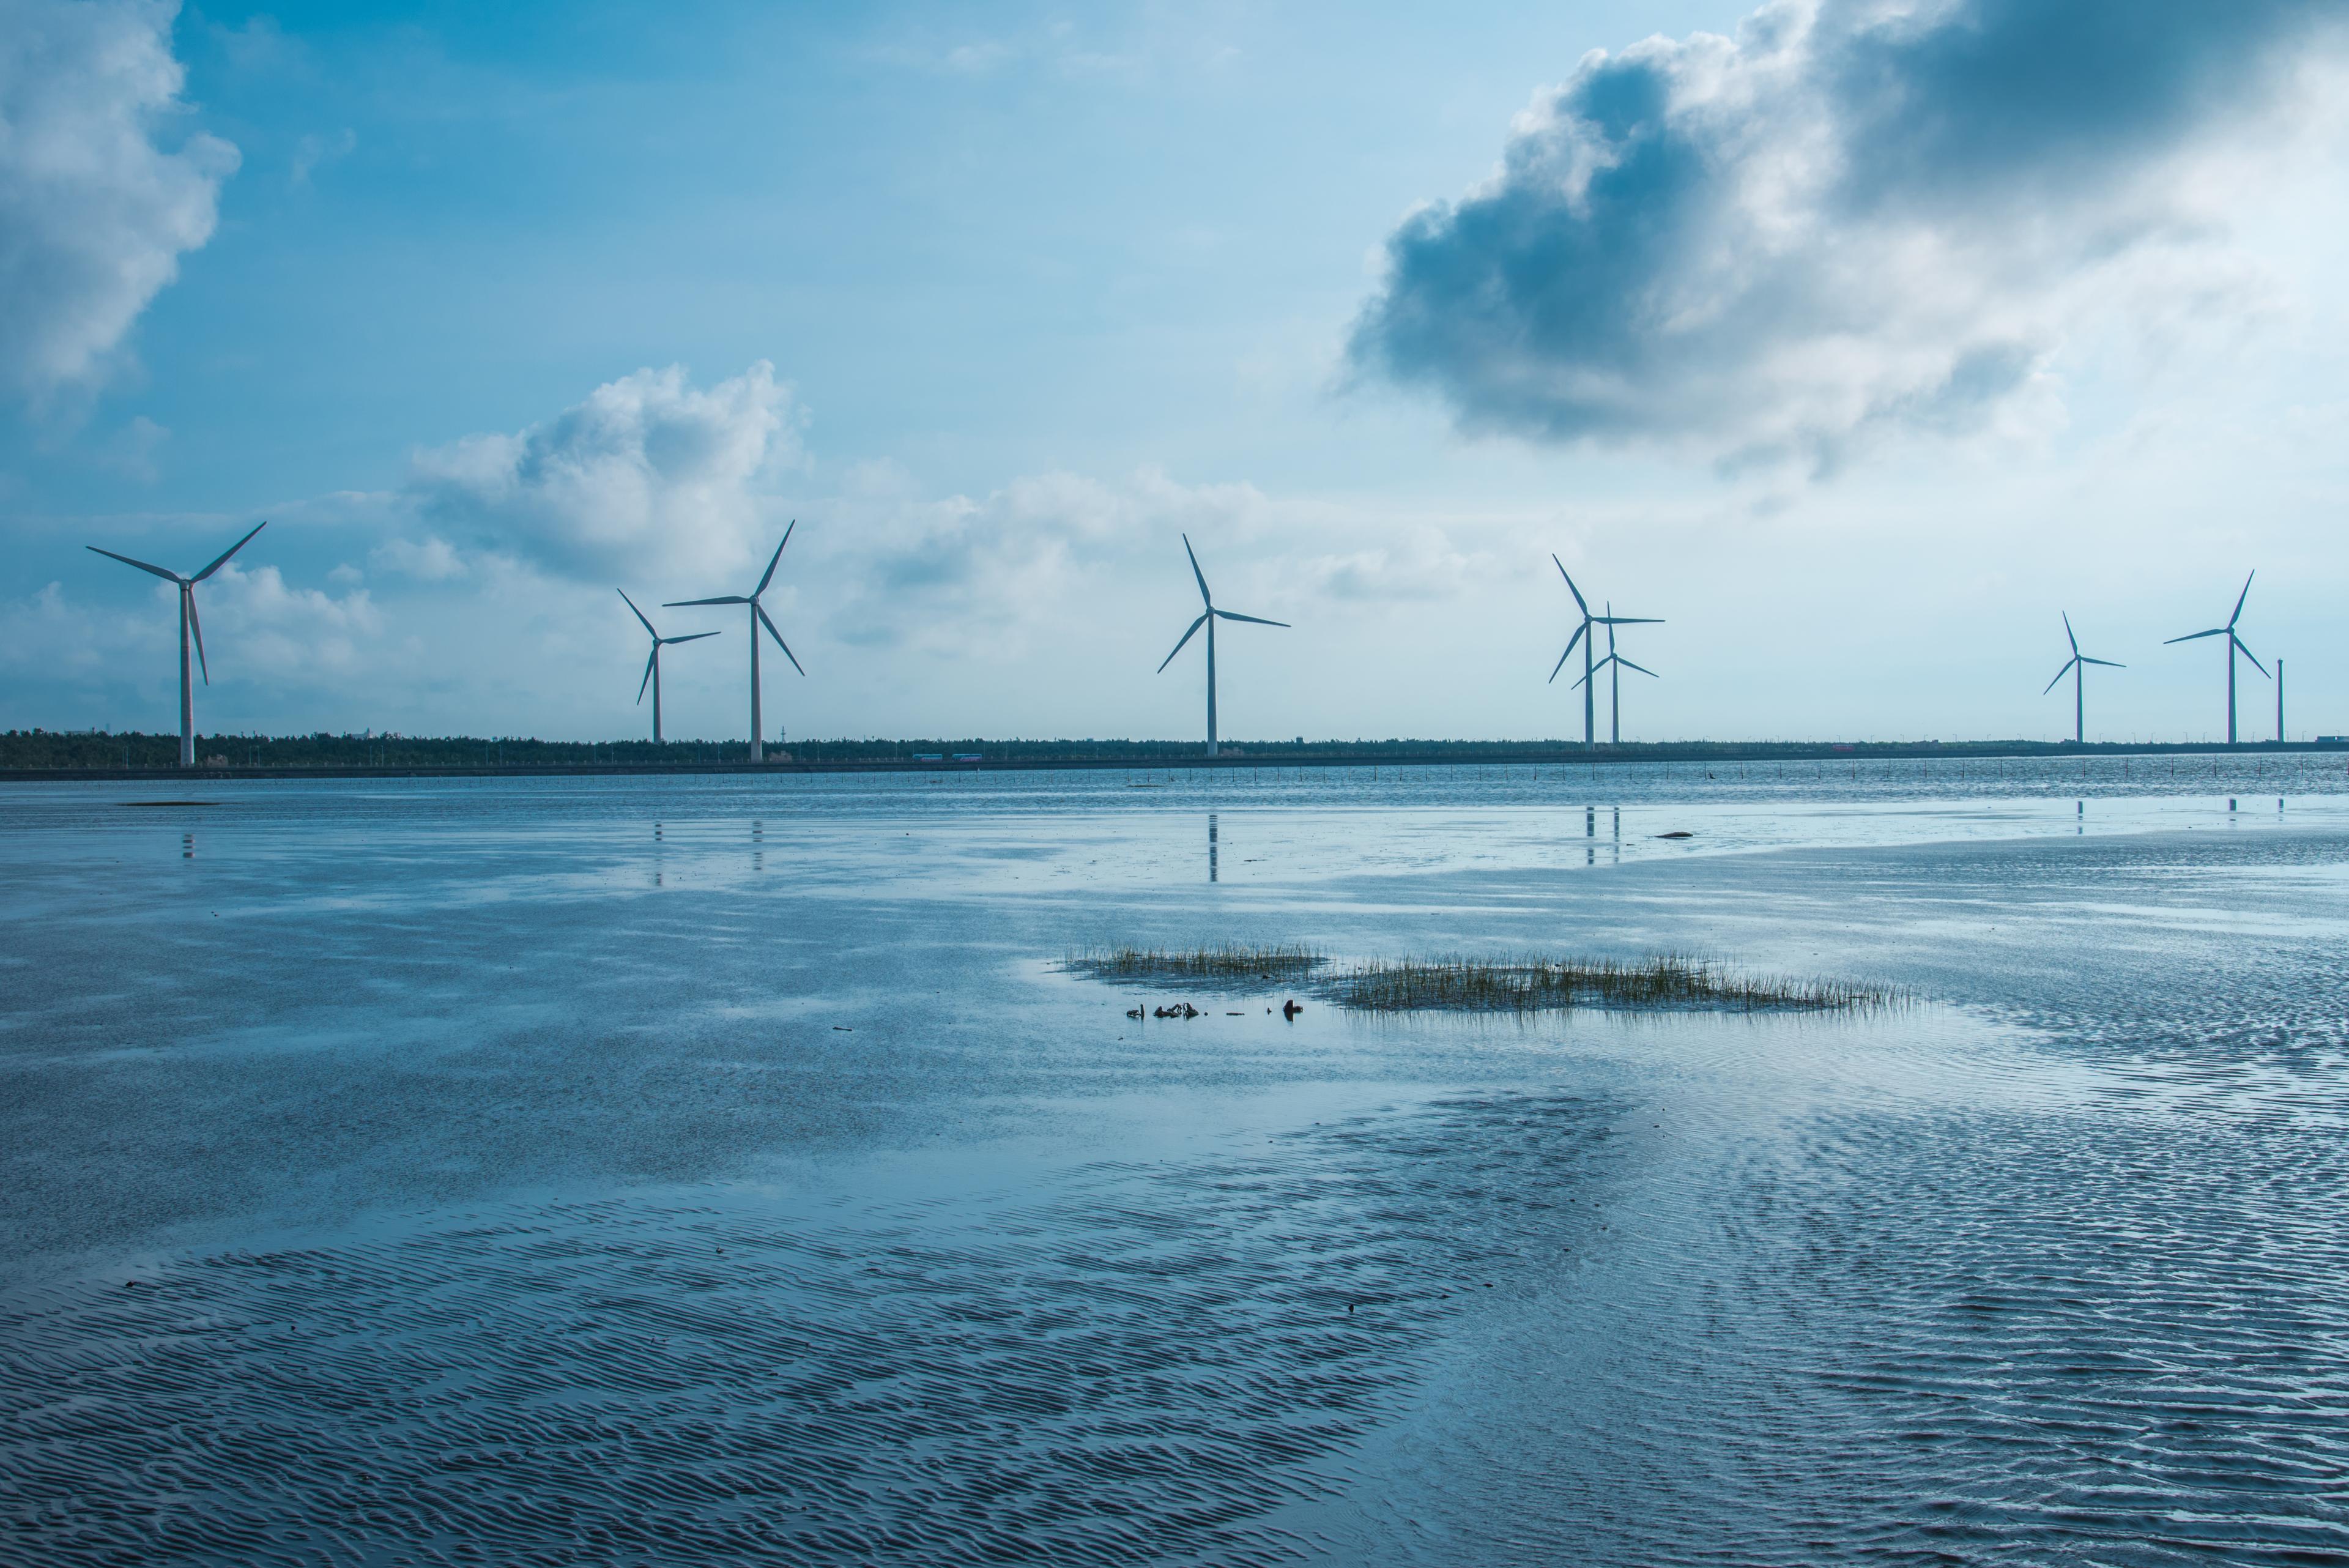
3 730 2343 782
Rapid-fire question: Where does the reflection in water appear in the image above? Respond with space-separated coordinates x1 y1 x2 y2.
654 821 665 888
752 819 764 874
1208 813 1218 883
182 833 194 861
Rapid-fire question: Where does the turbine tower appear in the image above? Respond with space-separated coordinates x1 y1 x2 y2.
667 523 802 762
619 590 719 745
1548 558 1659 746
2043 613 2123 744
1157 534 1287 757
2164 572 2265 745
87 521 266 768
1571 603 1660 745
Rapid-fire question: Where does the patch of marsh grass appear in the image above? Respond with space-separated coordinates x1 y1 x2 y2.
1063 943 1326 982
1326 953 1898 1014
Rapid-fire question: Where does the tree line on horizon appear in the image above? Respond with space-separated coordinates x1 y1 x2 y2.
1 729 2333 773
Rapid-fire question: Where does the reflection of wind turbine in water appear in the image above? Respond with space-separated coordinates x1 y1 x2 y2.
1572 602 1661 744
618 590 720 744
666 523 804 762
87 521 267 768
2164 571 2265 745
2043 612 2122 744
1158 534 1288 758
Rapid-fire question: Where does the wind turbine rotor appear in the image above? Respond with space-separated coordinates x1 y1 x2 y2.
755 521 795 598
1548 622 1587 683
187 590 209 684
619 588 660 639
1159 613 1209 672
757 603 804 675
193 521 267 583
1182 533 1212 608
86 546 184 584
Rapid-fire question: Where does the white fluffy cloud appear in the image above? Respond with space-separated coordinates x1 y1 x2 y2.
823 466 1283 652
409 362 798 582
0 0 237 404
1350 0 2348 469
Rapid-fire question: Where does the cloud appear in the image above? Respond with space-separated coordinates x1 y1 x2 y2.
1348 0 2347 469
408 362 799 582
823 466 1277 652
0 565 378 694
370 535 467 581
289 127 356 187
0 0 239 406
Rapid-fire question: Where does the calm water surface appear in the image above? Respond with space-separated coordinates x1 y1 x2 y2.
4 757 2346 1564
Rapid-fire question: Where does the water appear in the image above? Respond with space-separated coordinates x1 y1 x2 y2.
4 756 2347 1564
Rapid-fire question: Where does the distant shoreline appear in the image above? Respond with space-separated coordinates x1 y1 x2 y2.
3 738 2342 784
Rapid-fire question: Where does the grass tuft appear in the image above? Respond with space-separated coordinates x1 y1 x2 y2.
1324 953 1898 1014
1063 943 1326 981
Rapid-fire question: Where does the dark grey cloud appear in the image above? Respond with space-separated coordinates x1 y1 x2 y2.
1349 0 2343 467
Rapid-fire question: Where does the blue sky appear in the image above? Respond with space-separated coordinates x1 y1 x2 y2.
4 0 2346 743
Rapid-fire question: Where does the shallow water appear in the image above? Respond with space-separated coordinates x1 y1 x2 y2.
4 759 2346 1564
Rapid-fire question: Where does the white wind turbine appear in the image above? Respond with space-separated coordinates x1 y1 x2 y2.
619 590 720 744
1157 534 1288 757
2043 613 2123 744
666 523 803 762
87 521 267 768
1570 602 1660 744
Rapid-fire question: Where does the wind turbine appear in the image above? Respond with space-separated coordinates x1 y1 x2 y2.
2043 612 2123 744
667 523 802 762
1157 534 1287 757
1548 558 1660 746
2164 572 2265 745
1571 603 1660 744
87 521 266 768
619 590 719 745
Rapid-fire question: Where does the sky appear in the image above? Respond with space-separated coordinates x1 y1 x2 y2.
4 0 2347 745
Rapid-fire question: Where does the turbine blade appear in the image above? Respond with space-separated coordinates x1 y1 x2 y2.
187 588 210 685
758 603 804 675
664 595 749 606
2062 611 2078 655
2043 658 2077 694
1182 534 1211 607
1157 613 1208 673
1593 615 1663 625
2081 656 2124 668
87 546 184 584
2234 635 2268 678
618 588 658 639
1214 609 1289 628
2164 628 2225 644
1617 656 1659 679
1548 623 1587 682
662 630 722 645
755 521 794 597
2228 570 2254 628
192 521 267 582
638 647 656 704
1553 555 1588 615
